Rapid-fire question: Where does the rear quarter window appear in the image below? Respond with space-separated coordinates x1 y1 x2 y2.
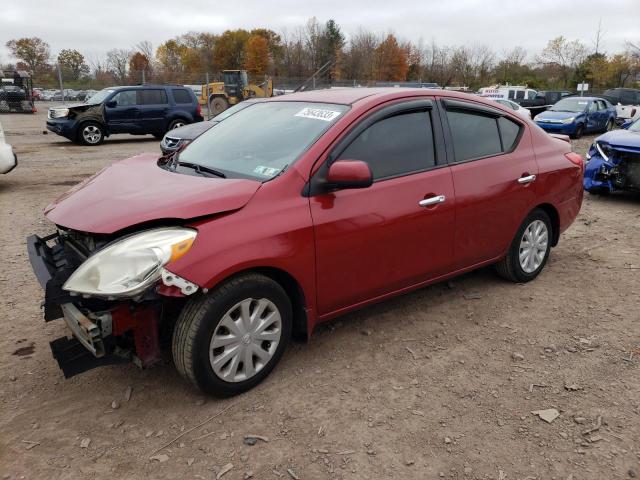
140 89 168 105
172 89 193 104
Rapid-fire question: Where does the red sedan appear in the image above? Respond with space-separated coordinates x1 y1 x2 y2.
28 88 583 395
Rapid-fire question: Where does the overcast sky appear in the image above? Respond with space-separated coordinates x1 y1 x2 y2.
1 0 638 63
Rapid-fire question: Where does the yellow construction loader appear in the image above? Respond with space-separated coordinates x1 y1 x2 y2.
200 70 273 116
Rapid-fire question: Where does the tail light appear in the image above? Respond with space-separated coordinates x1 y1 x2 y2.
565 152 584 172
631 108 637 118
196 104 202 117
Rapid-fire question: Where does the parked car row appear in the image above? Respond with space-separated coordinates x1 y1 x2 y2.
38 88 99 102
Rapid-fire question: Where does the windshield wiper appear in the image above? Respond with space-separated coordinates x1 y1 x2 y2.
177 161 226 178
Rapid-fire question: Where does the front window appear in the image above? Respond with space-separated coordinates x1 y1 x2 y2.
549 98 589 113
177 102 348 180
86 88 115 105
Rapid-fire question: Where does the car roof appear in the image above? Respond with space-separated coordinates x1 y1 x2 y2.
107 84 188 90
267 87 477 106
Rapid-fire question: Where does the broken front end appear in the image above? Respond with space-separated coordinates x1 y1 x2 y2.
584 141 640 194
27 227 199 378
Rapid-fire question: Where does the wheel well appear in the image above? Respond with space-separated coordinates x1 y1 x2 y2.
208 94 228 103
217 267 308 341
535 203 560 246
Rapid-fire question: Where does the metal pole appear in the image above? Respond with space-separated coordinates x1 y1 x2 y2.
56 63 65 104
142 69 145 84
205 72 210 120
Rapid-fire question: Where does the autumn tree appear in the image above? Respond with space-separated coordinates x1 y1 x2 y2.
537 36 588 87
106 48 131 84
374 34 408 81
57 49 89 81
214 30 251 70
244 35 269 76
5 37 50 76
156 40 186 72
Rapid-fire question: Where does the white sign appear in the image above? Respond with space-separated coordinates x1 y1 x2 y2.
295 107 342 122
577 83 589 92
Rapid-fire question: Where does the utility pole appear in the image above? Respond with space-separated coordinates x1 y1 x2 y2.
56 63 65 104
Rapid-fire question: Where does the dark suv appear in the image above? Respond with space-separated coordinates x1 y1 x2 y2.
46 85 203 145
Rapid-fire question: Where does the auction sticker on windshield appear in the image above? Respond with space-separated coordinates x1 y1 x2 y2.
253 166 281 177
295 107 342 122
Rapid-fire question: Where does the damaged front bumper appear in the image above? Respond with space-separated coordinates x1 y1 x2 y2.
27 233 164 378
584 146 640 193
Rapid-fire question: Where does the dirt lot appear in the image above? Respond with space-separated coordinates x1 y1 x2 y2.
1 104 639 480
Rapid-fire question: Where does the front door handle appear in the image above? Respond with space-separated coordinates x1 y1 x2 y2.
419 195 446 207
517 174 536 184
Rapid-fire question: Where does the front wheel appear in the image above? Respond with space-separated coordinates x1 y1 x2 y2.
209 96 229 116
496 209 552 283
172 273 292 396
78 122 105 145
572 124 584 139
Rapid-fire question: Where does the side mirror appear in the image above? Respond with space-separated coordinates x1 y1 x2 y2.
326 159 373 190
105 100 117 108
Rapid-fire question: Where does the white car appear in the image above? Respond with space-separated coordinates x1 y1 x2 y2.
0 120 17 174
492 98 532 119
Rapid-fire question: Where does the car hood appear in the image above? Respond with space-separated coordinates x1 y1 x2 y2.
595 129 640 150
166 120 217 141
536 110 583 121
44 153 262 234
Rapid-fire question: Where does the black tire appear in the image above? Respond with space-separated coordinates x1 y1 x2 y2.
209 96 229 116
172 273 292 396
167 118 187 132
77 121 105 145
152 133 164 139
604 119 614 132
572 124 584 139
495 208 552 283
587 187 610 196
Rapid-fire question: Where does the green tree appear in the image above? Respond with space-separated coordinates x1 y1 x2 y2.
57 49 89 81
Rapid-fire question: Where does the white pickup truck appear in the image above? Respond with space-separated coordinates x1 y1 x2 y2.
0 120 17 174
602 88 640 124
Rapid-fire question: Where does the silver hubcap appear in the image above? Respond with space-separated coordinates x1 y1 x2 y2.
519 220 548 273
209 298 282 383
82 125 101 144
172 122 185 129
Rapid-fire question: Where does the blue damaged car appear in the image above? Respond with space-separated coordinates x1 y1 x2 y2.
534 96 616 139
584 117 640 194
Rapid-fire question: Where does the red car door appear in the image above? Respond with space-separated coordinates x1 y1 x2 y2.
309 100 456 317
441 98 539 269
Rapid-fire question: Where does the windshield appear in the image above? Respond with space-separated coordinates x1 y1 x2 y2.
549 98 589 113
178 101 349 180
86 88 115 105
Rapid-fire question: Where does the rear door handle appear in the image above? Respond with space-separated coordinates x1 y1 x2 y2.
517 174 536 184
419 195 446 207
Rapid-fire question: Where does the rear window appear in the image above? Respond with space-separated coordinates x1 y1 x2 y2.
140 89 167 105
446 110 502 161
172 89 192 104
498 117 521 151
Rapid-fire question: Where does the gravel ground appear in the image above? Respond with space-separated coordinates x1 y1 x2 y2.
1 104 639 480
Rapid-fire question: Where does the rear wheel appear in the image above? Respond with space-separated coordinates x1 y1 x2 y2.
604 119 614 132
172 273 292 396
78 122 105 145
168 118 187 131
496 209 552 283
209 96 229 116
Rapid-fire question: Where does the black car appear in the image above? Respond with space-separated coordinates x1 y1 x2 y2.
46 85 203 145
160 99 258 154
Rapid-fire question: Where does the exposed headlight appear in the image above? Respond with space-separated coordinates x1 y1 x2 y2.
561 117 575 124
63 228 197 298
49 108 69 119
595 141 611 161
